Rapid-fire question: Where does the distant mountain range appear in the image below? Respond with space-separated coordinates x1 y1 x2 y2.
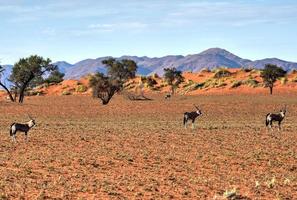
1 48 297 82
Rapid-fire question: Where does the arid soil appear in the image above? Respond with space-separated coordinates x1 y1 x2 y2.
0 94 297 199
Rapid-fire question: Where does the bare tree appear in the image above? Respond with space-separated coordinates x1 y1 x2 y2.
90 73 121 105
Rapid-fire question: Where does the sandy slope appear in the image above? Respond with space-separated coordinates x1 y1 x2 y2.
1 69 297 98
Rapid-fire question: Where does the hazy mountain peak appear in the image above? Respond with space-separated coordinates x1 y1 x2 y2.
54 61 72 65
2 48 297 81
200 47 231 55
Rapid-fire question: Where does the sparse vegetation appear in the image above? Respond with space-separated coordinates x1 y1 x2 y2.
26 90 44 96
61 91 71 95
223 188 237 199
213 68 231 78
152 73 160 79
292 77 297 82
76 85 87 93
240 67 254 72
123 79 152 101
266 177 276 189
194 82 206 89
193 78 227 90
200 67 210 73
183 80 195 88
244 78 259 87
231 80 242 88
279 77 288 85
141 76 157 88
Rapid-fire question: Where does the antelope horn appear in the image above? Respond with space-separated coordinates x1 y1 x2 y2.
193 104 199 110
27 114 33 120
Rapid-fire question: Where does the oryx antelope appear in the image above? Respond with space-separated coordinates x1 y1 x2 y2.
266 106 287 131
10 115 36 142
184 105 202 129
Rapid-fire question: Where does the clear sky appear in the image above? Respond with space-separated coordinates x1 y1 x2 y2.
0 0 296 64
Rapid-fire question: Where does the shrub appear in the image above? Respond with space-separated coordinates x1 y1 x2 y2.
26 90 44 96
62 91 71 95
141 76 157 88
213 68 231 78
244 79 259 87
200 68 210 73
124 81 135 90
201 80 214 89
194 78 227 89
153 73 159 79
251 69 259 74
231 80 242 88
266 177 276 189
184 81 203 92
152 86 161 91
280 77 288 85
223 188 237 199
183 80 195 88
146 76 157 88
76 85 87 92
193 82 205 90
292 77 297 82
125 84 135 90
216 82 227 88
140 76 146 82
240 67 254 72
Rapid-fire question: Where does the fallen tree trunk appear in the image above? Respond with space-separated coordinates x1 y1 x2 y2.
123 91 153 101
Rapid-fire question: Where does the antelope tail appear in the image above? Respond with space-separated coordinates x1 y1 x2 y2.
10 123 15 136
265 114 270 126
183 114 187 126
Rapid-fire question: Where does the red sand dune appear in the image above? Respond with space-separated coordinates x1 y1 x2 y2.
1 69 297 98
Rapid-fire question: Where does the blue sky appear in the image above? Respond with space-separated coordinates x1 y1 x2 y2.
0 0 296 64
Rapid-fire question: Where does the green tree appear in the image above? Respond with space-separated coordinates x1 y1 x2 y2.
44 70 65 84
10 55 57 103
260 64 286 95
90 58 137 105
102 58 137 82
0 65 15 102
163 68 184 95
